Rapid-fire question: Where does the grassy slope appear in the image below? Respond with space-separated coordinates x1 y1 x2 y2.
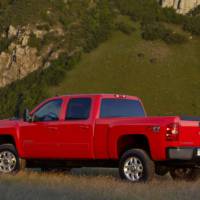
50 23 200 116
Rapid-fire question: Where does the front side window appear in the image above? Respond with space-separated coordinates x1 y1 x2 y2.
66 98 91 120
100 99 145 118
33 99 63 122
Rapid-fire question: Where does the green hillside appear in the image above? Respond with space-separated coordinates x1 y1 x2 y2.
50 23 200 116
0 0 200 118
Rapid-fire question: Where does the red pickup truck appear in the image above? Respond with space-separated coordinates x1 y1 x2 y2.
0 94 200 182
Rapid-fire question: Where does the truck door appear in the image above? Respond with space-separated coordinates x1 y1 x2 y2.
58 97 94 159
20 99 63 158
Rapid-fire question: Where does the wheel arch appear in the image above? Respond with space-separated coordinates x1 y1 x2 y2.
0 134 16 145
117 134 152 159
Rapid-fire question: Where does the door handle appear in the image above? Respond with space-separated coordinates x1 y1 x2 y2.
48 127 58 131
79 125 89 129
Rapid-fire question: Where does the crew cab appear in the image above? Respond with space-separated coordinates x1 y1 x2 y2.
0 94 200 182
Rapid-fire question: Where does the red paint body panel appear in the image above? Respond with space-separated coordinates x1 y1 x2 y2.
0 94 200 163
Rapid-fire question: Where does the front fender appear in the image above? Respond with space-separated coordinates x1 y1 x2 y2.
0 120 23 157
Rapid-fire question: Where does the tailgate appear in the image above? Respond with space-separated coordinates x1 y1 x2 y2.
179 116 200 146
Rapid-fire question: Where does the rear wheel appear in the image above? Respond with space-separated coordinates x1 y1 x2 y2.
119 149 155 182
170 168 200 181
0 144 20 174
155 165 169 176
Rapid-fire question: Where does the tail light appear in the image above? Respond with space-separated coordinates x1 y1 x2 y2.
166 123 179 141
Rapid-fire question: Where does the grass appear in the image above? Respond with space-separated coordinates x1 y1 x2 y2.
50 24 200 116
1 169 200 200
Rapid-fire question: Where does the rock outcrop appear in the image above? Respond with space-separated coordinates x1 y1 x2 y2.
0 45 42 87
0 25 42 87
160 0 200 14
0 25 63 88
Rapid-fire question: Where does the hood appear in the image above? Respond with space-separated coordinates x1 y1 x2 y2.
0 119 21 128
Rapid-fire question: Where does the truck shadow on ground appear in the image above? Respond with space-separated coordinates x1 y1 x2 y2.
71 168 119 177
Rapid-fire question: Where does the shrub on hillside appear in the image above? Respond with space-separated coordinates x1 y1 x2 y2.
0 0 15 8
141 22 168 40
28 33 42 50
114 0 187 25
158 7 187 24
183 16 200 35
29 32 59 52
115 0 160 22
82 0 114 52
142 22 187 44
42 53 73 86
36 24 50 31
59 15 69 29
188 5 200 16
0 37 13 53
116 22 135 35
163 32 187 44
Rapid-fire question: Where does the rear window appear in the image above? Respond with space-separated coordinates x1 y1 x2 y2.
180 116 200 121
66 98 91 120
100 99 145 118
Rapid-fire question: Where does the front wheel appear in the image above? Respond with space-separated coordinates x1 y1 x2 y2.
119 149 155 182
170 168 200 181
0 144 20 174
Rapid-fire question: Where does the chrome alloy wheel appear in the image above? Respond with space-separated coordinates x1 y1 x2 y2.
0 151 17 173
123 156 144 182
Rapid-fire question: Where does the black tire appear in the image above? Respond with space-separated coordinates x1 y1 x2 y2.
155 165 169 176
119 149 155 182
170 168 200 181
0 144 21 174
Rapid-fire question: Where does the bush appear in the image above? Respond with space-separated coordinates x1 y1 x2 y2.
183 16 200 35
116 22 135 35
82 0 114 52
114 0 187 25
188 5 200 17
0 37 13 53
142 21 187 44
141 22 168 40
36 24 50 31
114 0 160 22
29 32 59 52
0 0 15 9
59 15 69 29
42 53 71 86
28 33 42 50
158 7 187 24
163 32 187 44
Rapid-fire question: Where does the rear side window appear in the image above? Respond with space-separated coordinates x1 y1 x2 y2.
66 98 91 120
100 99 145 118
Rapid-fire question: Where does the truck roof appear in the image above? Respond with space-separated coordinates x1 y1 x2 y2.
31 93 144 115
60 93 140 100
